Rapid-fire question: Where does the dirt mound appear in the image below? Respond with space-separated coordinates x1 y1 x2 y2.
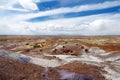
0 36 120 80
56 61 106 80
0 55 107 80
50 43 89 56
40 61 106 80
0 56 44 80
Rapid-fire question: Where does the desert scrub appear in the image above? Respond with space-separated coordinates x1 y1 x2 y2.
0 38 7 41
25 43 29 45
33 44 41 48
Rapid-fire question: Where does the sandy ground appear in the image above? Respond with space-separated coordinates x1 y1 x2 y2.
0 36 120 80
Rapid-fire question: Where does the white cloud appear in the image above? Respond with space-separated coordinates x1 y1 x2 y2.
0 0 18 6
14 0 120 20
86 19 120 35
0 6 28 12
0 12 120 35
19 0 39 11
0 17 33 35
0 0 40 11
0 0 120 35
12 13 119 35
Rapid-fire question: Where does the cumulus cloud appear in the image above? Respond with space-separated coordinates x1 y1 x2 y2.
86 19 120 35
0 0 120 35
0 12 120 35
0 17 33 35
16 13 119 35
0 0 39 11
19 0 39 11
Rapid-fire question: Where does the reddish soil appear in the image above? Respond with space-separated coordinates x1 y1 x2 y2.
39 61 107 80
0 56 107 80
0 56 44 80
98 45 120 52
56 61 106 80
86 43 120 52
0 36 119 80
50 43 86 56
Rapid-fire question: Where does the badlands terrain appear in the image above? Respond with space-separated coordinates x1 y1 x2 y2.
0 36 120 80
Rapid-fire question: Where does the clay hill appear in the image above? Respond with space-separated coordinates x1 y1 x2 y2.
0 36 120 80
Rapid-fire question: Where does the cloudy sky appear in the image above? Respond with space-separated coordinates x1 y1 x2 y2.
0 0 120 35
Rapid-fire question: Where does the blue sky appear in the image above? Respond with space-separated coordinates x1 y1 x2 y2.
0 0 120 35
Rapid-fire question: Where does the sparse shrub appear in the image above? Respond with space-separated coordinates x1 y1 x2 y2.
81 46 84 49
40 49 43 52
63 46 65 48
26 43 29 45
70 50 73 53
63 49 71 53
33 43 41 48
0 39 7 41
76 44 79 46
64 41 67 44
53 49 57 53
85 49 89 53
